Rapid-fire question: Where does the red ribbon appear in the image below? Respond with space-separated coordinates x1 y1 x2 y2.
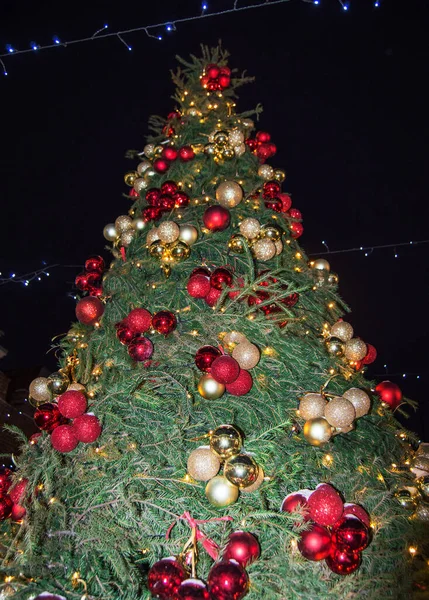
120 247 126 262
166 511 232 560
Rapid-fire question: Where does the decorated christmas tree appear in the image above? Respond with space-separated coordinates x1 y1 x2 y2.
1 45 427 600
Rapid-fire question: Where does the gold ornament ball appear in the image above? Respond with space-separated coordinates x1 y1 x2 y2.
115 215 134 234
224 453 259 488
239 218 261 240
234 143 246 157
187 107 199 117
413 503 429 522
223 331 247 346
187 446 221 481
228 234 246 254
411 454 429 479
253 238 276 261
179 224 198 245
103 223 117 242
241 466 265 493
223 147 235 161
343 388 371 418
124 170 138 186
170 241 191 262
275 240 283 256
216 181 243 208
146 228 160 245
258 164 274 180
232 342 260 370
154 145 164 156
137 159 151 175
328 273 339 286
210 424 242 459
325 337 345 357
331 321 354 342
395 488 418 510
120 229 135 248
158 221 180 244
133 177 148 193
149 241 165 259
417 476 429 502
303 417 333 446
298 393 327 420
143 143 156 158
29 377 52 403
273 169 286 182
228 128 245 146
67 382 86 393
204 143 216 155
47 371 69 395
205 475 239 508
241 118 254 129
312 258 331 273
198 374 225 400
161 247 172 263
261 225 281 242
132 218 146 232
324 396 356 428
344 338 367 362
213 131 229 145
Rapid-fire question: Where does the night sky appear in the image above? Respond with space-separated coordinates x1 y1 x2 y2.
1 0 428 438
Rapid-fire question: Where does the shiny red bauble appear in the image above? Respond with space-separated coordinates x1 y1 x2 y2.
0 494 13 520
262 181 281 199
375 380 402 409
179 146 195 162
72 414 102 443
281 490 311 518
256 131 271 143
246 139 257 151
195 346 222 372
211 356 240 384
223 531 260 567
152 311 177 335
207 64 221 79
205 287 222 307
290 222 304 239
51 424 79 453
76 297 104 325
146 188 161 205
288 208 302 219
225 370 253 396
210 268 233 290
207 560 249 600
362 343 377 365
175 578 210 600
167 110 181 120
203 205 231 232
128 337 154 361
159 195 175 211
85 255 105 273
264 198 282 213
162 147 179 162
161 180 179 196
218 74 231 89
9 479 27 504
86 272 102 288
127 308 152 333
0 467 12 492
342 503 370 527
75 272 90 291
57 390 87 419
187 274 211 299
34 403 66 433
148 557 187 600
308 485 344 527
326 548 361 575
143 206 162 222
129 188 139 197
257 143 276 161
332 516 370 552
278 193 292 212
298 523 332 561
11 503 26 521
174 191 190 208
153 158 170 174
116 321 137 345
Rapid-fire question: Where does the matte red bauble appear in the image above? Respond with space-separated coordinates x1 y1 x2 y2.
0 494 13 521
288 208 302 219
210 268 233 290
161 180 179 196
218 75 231 89
11 503 26 521
195 346 222 372
8 479 28 504
0 467 12 492
187 275 211 299
308 484 344 527
203 205 231 232
264 198 282 213
342 503 370 527
278 193 292 212
179 146 195 162
174 191 190 208
256 131 271 143
207 560 249 600
326 548 361 575
211 356 240 384
162 147 179 162
298 523 332 561
128 337 154 361
143 206 162 222
290 222 304 239
175 578 210 600
51 425 79 453
148 557 186 600
375 381 402 409
362 343 377 365
223 531 260 567
262 181 281 199
76 297 104 325
75 272 90 291
57 390 87 419
204 287 222 307
127 308 152 333
207 64 221 79
34 403 65 433
85 255 105 273
146 188 161 205
332 516 370 552
72 414 102 443
152 311 177 335
153 158 170 173
116 321 137 345
281 491 311 519
225 370 253 396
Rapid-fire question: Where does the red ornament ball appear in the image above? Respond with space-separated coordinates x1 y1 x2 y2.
187 274 211 299
225 370 253 396
264 198 282 213
9 479 28 504
0 494 13 521
290 222 304 239
298 523 332 561
116 321 137 345
34 403 65 433
159 195 175 211
152 311 177 335
326 548 361 575
75 272 90 291
207 64 221 79
263 181 281 199
288 207 302 219
228 277 245 300
192 267 211 277
88 285 103 298
167 110 181 120
11 502 26 521
86 272 102 288
162 147 178 162
0 467 12 492
195 346 222 372
375 380 402 410
175 579 210 600
57 390 87 419
207 560 249 600
332 516 370 552
179 145 195 162
51 425 79 453
76 297 104 325
29 433 42 445
281 490 311 519
342 503 370 527
130 188 139 198
128 337 154 361
153 158 170 173
161 180 179 195
278 193 292 212
308 484 344 527
362 343 377 365
203 205 231 232
211 356 240 384
148 557 186 600
223 531 260 567
146 188 161 205
205 287 222 307
85 255 105 273
127 308 152 333
174 191 190 208
218 74 231 89
210 268 233 290
256 131 271 143
72 414 102 443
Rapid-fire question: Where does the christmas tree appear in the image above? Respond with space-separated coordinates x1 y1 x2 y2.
1 45 427 600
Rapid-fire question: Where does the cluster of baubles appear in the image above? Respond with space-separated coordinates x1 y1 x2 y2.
143 181 191 222
187 266 236 307
245 130 277 162
394 443 429 522
299 387 371 446
29 371 70 406
0 470 27 522
103 213 146 248
259 180 304 239
309 258 339 288
281 484 371 575
116 307 177 362
204 128 246 162
325 320 377 370
200 63 232 91
233 217 284 261
187 425 264 508
147 220 198 276
74 255 105 298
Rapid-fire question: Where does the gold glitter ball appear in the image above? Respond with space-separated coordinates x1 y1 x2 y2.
115 215 134 234
136 159 151 175
234 143 246 157
344 338 367 361
275 240 283 256
258 164 274 180
228 128 245 146
143 143 156 158
324 396 356 428
133 177 148 193
232 342 260 369
216 181 243 208
158 221 180 244
239 218 261 240
223 331 247 346
187 446 221 481
120 229 135 247
252 238 276 261
146 228 160 245
299 393 327 420
29 377 52 403
343 388 371 418
330 321 354 342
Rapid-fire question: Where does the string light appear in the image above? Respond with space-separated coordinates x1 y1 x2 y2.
311 239 429 257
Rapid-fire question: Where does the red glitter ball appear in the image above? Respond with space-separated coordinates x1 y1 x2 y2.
362 343 377 365
9 479 28 504
72 414 102 443
128 337 154 361
57 390 87 419
195 346 222 372
225 370 253 396
161 180 178 195
211 355 240 384
0 467 12 492
174 191 190 208
298 523 332 561
289 207 302 219
159 195 175 211
143 206 162 222
308 484 344 527
187 274 211 299
265 198 283 212
223 531 260 567
51 425 79 453
0 494 13 521
204 286 222 307
262 181 281 199
290 222 304 239
127 308 152 333
75 297 104 325
146 188 161 205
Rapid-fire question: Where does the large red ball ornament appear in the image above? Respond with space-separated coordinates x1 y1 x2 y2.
187 275 211 299
0 494 13 521
0 467 12 492
116 321 137 345
146 188 161 205
72 414 102 443
210 268 233 290
162 147 179 162
203 205 231 232
342 503 370 527
262 181 281 199
225 370 253 396
256 131 271 143
375 381 402 410
332 516 370 552
308 485 344 527
362 343 377 365
34 403 65 433
148 557 186 599
288 208 302 219
85 255 105 273
207 560 249 600
175 579 210 600
159 195 175 211
211 356 240 384
281 490 311 518
51 424 79 453
195 346 222 372
75 272 90 291
76 297 104 325
218 75 231 89
278 193 292 212
223 531 260 567
9 479 28 504
161 180 179 195
207 64 221 79
128 337 154 361
127 308 152 333
152 311 177 335
11 502 26 520
290 222 304 239
153 158 170 173
326 548 361 575
205 287 222 307
174 191 190 208
143 206 162 222
298 523 332 561
57 390 87 419
179 145 195 162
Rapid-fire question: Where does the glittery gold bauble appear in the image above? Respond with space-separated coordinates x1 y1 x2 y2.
204 143 216 155
187 107 199 117
223 331 247 346
67 382 86 392
241 118 254 129
224 453 259 488
124 171 138 186
228 234 246 253
417 476 429 502
213 131 229 145
137 159 151 175
29 377 52 403
178 224 198 245
343 388 371 418
158 221 180 244
149 241 165 259
205 475 239 507
232 342 260 370
47 371 69 395
252 238 276 261
132 218 146 232
143 143 156 158
133 177 148 193
344 338 367 362
187 446 221 481
216 181 243 208
115 215 134 234
312 258 331 273
324 397 356 428
298 393 327 420
210 425 242 459
198 374 225 400
258 164 274 180
234 144 246 157
239 218 261 240
328 273 339 286
414 503 429 522
228 128 244 146
120 229 135 247
103 223 117 241
330 321 354 342
261 225 281 242
275 240 283 256
395 488 418 510
303 417 333 446
241 466 264 493
411 453 429 479
325 337 345 357
170 241 191 262
146 228 160 245
273 169 286 182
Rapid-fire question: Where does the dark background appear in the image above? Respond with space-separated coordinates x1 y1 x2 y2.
0 0 428 438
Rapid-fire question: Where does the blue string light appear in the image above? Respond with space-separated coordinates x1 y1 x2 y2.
53 36 61 45
311 239 429 257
